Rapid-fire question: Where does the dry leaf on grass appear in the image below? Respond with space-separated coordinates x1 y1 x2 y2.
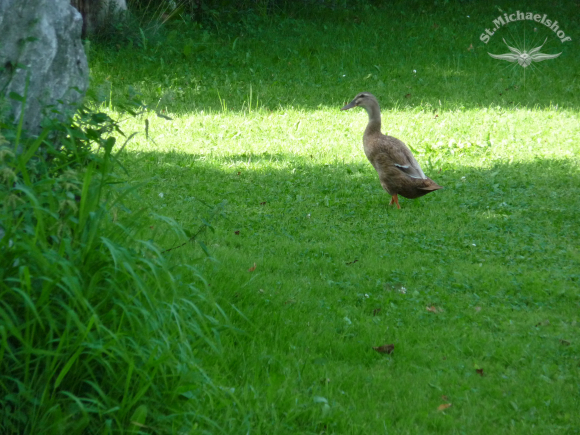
535 319 550 327
426 305 443 313
373 308 382 316
248 263 256 272
373 344 394 354
437 403 452 411
476 368 484 377
560 339 571 346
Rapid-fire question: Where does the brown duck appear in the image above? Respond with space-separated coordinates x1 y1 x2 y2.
341 92 442 208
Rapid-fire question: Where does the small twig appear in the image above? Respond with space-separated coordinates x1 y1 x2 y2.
161 201 226 254
161 223 206 254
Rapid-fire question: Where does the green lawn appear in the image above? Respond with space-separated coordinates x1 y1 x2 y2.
89 1 580 433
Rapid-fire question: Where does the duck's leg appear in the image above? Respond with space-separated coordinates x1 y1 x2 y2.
389 194 401 209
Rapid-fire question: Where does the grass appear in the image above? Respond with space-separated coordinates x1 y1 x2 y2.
0 110 236 434
87 0 580 432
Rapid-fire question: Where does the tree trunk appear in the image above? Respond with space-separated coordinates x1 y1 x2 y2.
70 0 127 38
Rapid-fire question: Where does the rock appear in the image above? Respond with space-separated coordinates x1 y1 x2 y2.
0 0 89 135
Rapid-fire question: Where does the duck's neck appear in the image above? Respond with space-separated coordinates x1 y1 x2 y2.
363 100 382 136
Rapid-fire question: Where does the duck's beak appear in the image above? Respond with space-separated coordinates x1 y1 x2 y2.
341 100 357 111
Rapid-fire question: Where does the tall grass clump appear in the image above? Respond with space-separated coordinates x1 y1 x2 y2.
0 103 229 433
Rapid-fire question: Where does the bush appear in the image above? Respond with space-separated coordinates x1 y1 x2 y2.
0 104 228 433
94 0 375 45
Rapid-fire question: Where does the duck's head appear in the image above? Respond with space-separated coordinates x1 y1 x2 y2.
341 92 378 111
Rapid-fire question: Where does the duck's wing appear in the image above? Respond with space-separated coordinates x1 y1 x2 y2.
381 136 427 179
393 162 425 179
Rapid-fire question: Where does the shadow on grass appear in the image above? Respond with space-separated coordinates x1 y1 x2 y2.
114 148 580 432
119 148 580 290
88 2 580 115
98 65 580 116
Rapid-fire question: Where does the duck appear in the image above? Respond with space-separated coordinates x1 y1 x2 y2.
341 92 442 209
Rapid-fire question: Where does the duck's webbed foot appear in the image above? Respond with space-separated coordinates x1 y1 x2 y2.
389 194 401 209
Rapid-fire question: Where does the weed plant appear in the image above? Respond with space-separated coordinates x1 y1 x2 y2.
0 104 230 433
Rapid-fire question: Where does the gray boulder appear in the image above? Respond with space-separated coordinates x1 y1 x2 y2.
0 0 89 135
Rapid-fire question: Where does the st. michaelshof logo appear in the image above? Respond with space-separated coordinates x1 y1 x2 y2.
480 11 571 69
488 38 561 68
